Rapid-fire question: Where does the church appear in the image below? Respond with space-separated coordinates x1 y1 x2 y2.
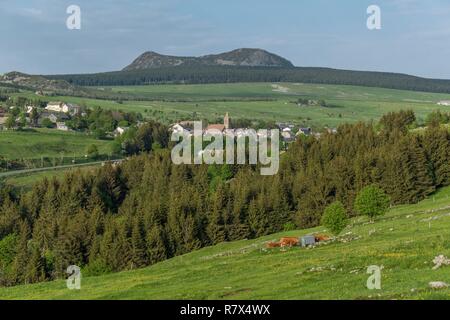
205 112 230 132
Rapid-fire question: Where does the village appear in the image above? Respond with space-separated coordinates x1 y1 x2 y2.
169 112 336 146
0 99 139 138
0 101 78 131
0 94 341 148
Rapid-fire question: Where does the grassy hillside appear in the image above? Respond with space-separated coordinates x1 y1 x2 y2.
2 186 450 300
0 129 113 159
11 82 450 128
105 82 450 101
45 65 450 94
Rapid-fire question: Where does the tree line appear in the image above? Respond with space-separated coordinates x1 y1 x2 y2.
47 66 450 94
1 110 449 286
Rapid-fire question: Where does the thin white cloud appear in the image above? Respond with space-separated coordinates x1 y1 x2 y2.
20 8 43 17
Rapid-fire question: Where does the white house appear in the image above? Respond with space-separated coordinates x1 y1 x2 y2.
281 130 294 141
56 122 69 131
438 101 450 106
114 126 129 136
45 102 81 115
45 102 69 113
0 115 7 130
169 123 193 136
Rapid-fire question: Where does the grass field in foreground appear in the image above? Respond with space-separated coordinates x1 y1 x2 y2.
12 82 450 128
0 129 114 160
1 186 449 300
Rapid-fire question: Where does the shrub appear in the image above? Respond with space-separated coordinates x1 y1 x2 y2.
321 201 348 235
86 144 99 160
283 222 296 232
41 118 54 128
354 185 390 221
82 259 112 277
0 234 18 267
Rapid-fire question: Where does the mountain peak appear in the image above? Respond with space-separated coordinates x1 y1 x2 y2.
123 48 294 71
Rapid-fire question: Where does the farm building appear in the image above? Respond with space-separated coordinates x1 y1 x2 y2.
38 111 69 125
297 127 312 136
114 126 129 137
0 107 9 130
45 102 81 115
281 130 295 142
169 120 197 135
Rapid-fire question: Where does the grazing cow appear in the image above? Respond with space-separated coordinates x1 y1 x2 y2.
266 242 281 248
314 234 330 242
279 237 299 247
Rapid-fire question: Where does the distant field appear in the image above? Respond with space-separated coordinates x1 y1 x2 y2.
0 129 114 160
105 83 283 100
2 185 449 300
11 82 450 128
104 82 450 102
107 83 450 127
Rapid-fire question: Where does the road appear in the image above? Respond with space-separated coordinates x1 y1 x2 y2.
0 161 106 179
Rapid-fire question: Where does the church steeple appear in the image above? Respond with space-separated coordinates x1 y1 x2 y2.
224 112 230 129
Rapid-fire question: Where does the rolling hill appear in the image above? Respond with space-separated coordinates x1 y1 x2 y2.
47 65 450 94
9 82 450 130
1 185 449 300
0 71 84 96
0 47 445 94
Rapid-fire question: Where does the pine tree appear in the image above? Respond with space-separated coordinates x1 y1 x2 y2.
267 175 291 232
166 184 201 255
0 198 21 239
206 184 226 244
247 196 270 237
88 203 106 238
32 209 57 252
24 244 46 284
147 225 167 265
227 171 252 240
397 136 434 203
10 221 30 284
424 127 450 187
129 216 147 269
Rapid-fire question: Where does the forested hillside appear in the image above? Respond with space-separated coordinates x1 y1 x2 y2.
1 110 449 287
47 66 450 94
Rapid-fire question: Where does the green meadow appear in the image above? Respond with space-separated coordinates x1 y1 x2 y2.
0 129 114 160
13 82 450 128
2 185 449 300
108 82 450 127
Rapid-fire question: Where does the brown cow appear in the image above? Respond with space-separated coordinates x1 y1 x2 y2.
314 234 330 242
266 242 281 248
279 237 299 247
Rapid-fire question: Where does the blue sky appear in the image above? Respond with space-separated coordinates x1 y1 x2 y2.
1 0 450 78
